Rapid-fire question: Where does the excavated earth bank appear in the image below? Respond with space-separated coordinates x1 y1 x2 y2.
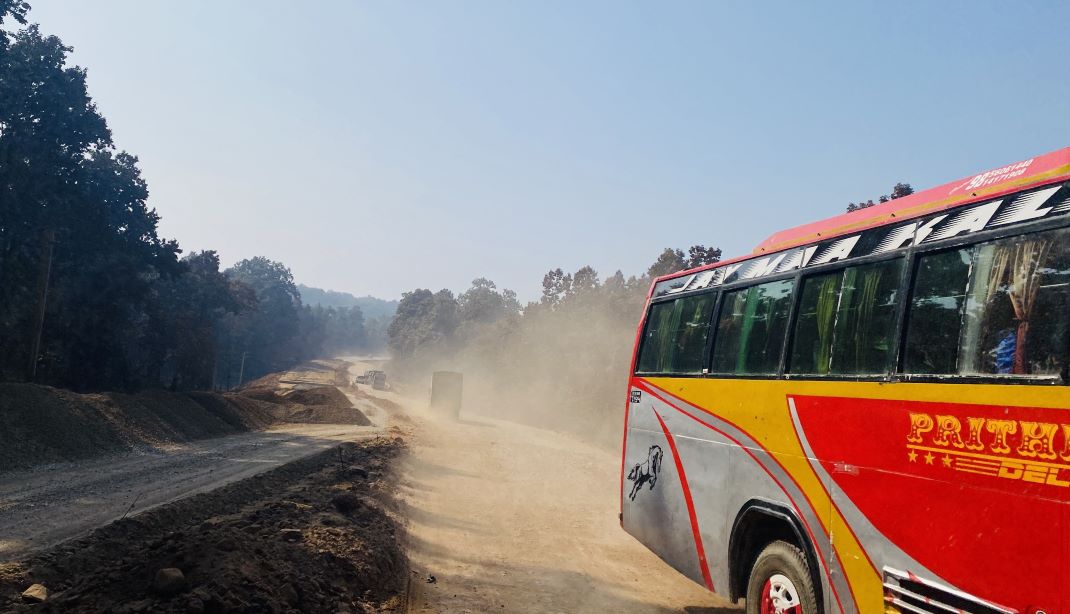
0 439 407 613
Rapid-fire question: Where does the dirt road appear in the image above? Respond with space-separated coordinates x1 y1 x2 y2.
0 423 375 561
397 403 737 613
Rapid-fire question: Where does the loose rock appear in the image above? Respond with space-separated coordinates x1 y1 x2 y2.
331 492 362 514
21 583 48 603
153 567 187 595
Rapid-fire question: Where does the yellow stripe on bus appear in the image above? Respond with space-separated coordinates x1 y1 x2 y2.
643 377 1070 610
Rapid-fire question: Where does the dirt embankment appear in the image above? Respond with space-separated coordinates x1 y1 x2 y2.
0 363 373 472
0 439 407 613
237 379 373 427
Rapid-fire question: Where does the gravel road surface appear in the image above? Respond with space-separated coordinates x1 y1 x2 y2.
0 423 375 561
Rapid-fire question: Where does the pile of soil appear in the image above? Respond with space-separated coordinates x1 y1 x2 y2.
234 385 372 427
0 439 407 613
0 359 373 472
0 384 276 472
282 386 351 407
346 389 404 423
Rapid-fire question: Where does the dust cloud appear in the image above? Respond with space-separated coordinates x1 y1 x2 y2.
387 282 648 450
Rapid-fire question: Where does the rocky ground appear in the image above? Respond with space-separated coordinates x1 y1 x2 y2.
0 439 407 613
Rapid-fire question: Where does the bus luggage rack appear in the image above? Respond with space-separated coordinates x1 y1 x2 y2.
883 567 1017 614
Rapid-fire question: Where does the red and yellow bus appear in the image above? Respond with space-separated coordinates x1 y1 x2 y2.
621 147 1070 614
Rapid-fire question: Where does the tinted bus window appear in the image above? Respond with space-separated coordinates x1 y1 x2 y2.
711 279 794 375
904 227 1070 378
790 259 904 375
636 301 677 373
903 249 972 374
635 293 716 374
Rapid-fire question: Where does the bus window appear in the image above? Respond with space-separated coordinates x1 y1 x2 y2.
710 279 794 375
904 226 1070 378
903 248 972 374
790 259 904 375
635 292 716 374
636 301 677 373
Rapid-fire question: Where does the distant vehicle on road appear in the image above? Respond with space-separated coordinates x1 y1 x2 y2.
622 147 1070 614
355 370 387 390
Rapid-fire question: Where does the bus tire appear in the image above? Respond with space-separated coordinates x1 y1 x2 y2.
745 540 819 614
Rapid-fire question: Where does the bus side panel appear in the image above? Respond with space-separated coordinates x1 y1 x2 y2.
622 390 713 588
730 443 838 613
624 383 837 606
793 394 1070 613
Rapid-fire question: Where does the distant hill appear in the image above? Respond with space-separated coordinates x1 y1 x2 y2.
297 285 398 320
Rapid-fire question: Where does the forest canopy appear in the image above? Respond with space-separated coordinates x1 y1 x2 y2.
0 2 374 390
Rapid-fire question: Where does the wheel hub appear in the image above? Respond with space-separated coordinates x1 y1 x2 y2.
759 573 801 614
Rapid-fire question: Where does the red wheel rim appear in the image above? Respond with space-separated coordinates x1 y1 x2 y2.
760 578 776 614
759 573 801 614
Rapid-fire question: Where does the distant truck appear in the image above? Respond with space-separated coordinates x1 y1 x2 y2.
355 370 387 390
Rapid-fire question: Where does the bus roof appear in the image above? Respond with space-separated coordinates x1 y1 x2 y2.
753 146 1070 255
651 146 1070 289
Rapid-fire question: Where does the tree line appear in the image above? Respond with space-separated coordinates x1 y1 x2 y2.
0 2 371 391
385 245 721 447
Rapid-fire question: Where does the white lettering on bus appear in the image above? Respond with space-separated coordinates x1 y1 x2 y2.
742 253 788 279
809 236 860 266
913 215 947 244
928 202 1001 242
951 159 1034 194
991 185 1062 227
720 262 745 282
874 224 916 254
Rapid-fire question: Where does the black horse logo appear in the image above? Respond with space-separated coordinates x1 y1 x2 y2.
627 445 664 500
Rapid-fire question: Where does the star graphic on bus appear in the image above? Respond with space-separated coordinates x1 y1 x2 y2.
908 450 918 463
925 452 935 465
943 455 952 468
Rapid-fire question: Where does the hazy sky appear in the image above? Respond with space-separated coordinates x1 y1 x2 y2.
27 1 1070 301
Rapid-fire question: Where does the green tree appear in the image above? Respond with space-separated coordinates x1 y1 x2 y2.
647 248 688 278
387 289 460 359
150 251 251 389
571 266 600 295
220 257 303 384
540 268 572 307
687 245 722 268
848 182 914 212
459 278 520 325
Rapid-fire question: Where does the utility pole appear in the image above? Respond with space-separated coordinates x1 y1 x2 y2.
237 351 248 387
27 228 56 381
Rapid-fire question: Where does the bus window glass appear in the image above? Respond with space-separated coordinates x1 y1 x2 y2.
903 249 972 374
711 279 794 375
829 259 904 374
958 229 1070 376
636 300 677 373
790 259 904 375
635 293 716 374
790 271 843 374
904 227 1070 378
673 293 717 373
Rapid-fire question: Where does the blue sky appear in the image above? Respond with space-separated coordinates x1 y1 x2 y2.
27 1 1070 301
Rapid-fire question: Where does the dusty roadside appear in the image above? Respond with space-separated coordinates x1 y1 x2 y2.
0 423 376 561
2 356 739 613
0 360 385 562
393 394 736 613
0 439 407 613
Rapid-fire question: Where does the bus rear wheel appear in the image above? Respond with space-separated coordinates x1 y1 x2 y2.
745 540 818 614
